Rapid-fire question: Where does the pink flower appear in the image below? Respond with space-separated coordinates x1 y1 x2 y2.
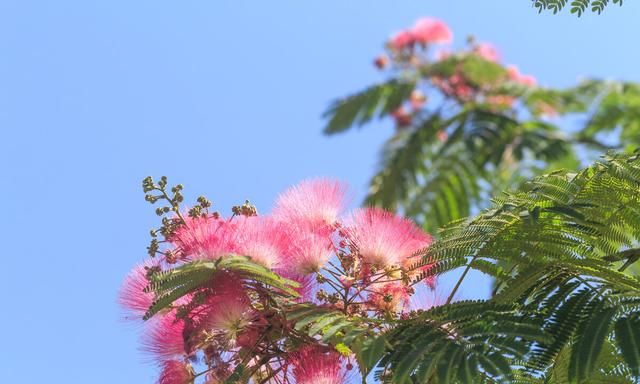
158 360 193 384
273 178 347 227
119 261 156 320
284 220 334 274
280 270 317 301
234 216 289 270
507 65 537 87
143 311 188 361
433 74 475 102
474 42 500 62
389 30 414 50
346 208 432 267
368 282 410 313
410 17 453 45
171 216 239 260
290 346 344 384
200 274 254 341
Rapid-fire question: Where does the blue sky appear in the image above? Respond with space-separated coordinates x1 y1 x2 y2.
2 1 640 382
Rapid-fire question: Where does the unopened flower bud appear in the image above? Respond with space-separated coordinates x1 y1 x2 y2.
373 54 389 70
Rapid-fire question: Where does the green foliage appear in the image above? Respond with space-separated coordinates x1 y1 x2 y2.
324 51 638 234
378 300 547 383
377 151 640 383
323 80 415 134
356 100 582 232
532 0 624 15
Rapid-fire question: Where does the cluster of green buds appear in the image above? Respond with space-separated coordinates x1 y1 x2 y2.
142 176 186 257
231 200 258 217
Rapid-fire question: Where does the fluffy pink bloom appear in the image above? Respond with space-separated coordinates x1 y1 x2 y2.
449 74 475 101
368 282 410 313
200 274 253 340
507 65 537 87
432 74 475 101
284 221 334 274
290 346 344 384
119 261 156 320
280 270 317 301
410 17 452 45
389 30 414 50
158 360 193 384
474 42 500 62
171 216 239 260
273 179 347 227
143 311 187 361
346 208 432 267
234 216 289 269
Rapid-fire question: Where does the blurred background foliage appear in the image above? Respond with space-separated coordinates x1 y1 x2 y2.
324 38 640 235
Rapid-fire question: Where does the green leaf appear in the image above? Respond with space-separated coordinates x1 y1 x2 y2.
322 80 415 134
569 305 616 381
615 315 640 376
353 335 388 378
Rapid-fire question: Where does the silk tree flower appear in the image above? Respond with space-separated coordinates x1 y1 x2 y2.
284 221 335 275
474 42 500 62
171 215 240 260
273 178 347 227
506 65 537 87
143 311 188 361
432 74 475 102
410 17 453 45
158 360 194 384
290 346 344 384
367 282 411 313
234 216 289 270
389 30 414 50
279 269 317 302
346 207 432 267
119 260 157 320
200 273 254 344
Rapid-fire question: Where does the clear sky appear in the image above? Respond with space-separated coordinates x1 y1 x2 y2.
2 1 640 382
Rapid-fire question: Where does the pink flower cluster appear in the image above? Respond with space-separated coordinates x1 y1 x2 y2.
389 17 453 50
121 179 434 383
507 65 537 87
375 17 550 122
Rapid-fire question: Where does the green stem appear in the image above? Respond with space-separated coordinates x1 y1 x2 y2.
445 256 477 305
